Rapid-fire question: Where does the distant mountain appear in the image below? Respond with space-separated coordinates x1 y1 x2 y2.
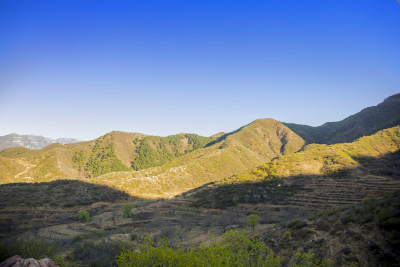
0 133 80 151
284 93 400 144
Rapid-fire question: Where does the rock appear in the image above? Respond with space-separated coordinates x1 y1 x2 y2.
0 255 58 267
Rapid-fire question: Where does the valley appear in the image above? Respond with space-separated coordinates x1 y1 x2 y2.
0 94 399 266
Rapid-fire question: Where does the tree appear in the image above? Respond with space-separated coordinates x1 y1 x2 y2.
78 210 90 223
122 203 135 218
247 214 260 231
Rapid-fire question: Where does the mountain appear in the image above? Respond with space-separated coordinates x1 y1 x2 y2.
284 93 400 144
93 119 305 197
0 119 305 198
191 125 400 209
0 133 80 151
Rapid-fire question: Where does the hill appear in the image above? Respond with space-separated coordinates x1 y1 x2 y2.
94 119 305 197
0 119 305 198
190 125 400 210
0 133 79 151
0 131 216 182
284 93 400 144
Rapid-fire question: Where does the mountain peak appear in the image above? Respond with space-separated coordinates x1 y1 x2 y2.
384 93 400 102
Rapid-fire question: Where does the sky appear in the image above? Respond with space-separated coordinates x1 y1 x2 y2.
0 0 399 140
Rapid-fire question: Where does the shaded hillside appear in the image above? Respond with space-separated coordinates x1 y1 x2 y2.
190 126 400 209
261 190 400 266
284 93 400 144
97 119 305 198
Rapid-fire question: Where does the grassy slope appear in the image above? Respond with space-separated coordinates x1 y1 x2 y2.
191 126 400 208
97 119 305 197
0 131 215 183
224 125 400 183
284 93 400 144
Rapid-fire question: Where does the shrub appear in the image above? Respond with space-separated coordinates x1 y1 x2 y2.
288 218 307 229
293 252 333 267
12 240 66 266
78 210 90 222
283 231 291 238
122 203 135 218
247 214 260 231
116 230 280 266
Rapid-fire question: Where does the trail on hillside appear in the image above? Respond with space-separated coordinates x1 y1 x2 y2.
14 161 36 180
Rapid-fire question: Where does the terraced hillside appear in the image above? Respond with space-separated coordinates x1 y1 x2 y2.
284 93 400 144
191 126 400 215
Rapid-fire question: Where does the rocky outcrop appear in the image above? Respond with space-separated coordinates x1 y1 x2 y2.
0 255 57 267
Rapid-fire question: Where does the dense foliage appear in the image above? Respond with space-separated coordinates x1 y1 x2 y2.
131 134 213 171
116 230 280 267
184 133 214 149
77 140 129 177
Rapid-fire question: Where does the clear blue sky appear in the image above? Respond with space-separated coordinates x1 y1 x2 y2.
1 0 399 140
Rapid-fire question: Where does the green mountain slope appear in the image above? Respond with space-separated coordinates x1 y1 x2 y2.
97 119 305 197
0 131 215 181
284 93 400 144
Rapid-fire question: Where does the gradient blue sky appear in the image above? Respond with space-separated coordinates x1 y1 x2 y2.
1 0 399 140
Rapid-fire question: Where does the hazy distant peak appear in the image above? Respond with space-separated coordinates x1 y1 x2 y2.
0 133 80 151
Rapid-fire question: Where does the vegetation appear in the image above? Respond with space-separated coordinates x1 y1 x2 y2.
191 178 302 209
122 203 135 218
116 230 280 267
131 134 214 171
293 252 333 267
0 240 67 266
287 218 307 229
184 133 214 149
215 126 400 184
247 214 260 231
72 150 85 170
78 210 90 222
85 140 130 177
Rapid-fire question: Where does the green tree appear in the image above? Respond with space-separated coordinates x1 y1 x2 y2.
247 214 260 231
78 210 90 222
116 230 280 266
122 203 135 218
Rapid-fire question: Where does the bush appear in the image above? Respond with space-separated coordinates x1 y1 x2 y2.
78 210 90 222
122 203 135 218
283 231 291 238
288 218 307 229
293 252 333 267
247 214 260 231
11 240 66 266
116 230 280 266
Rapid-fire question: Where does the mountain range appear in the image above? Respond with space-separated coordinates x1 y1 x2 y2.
1 93 399 266
0 133 79 151
0 93 399 198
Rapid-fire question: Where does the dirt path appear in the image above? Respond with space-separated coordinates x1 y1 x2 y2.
14 162 36 179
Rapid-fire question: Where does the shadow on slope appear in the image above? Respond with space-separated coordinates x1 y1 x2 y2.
188 151 400 213
0 180 131 238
